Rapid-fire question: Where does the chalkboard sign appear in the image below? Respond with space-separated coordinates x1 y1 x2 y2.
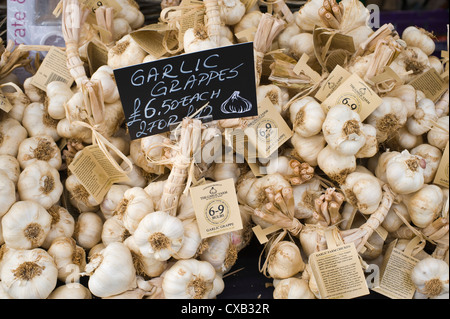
113 42 258 140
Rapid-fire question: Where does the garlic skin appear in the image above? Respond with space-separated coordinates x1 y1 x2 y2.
405 185 444 229
74 212 104 250
267 241 305 280
273 277 316 299
290 97 326 138
292 178 323 220
84 242 137 298
386 85 417 118
101 216 130 246
389 47 431 83
46 81 74 120
374 150 400 183
23 77 45 103
429 56 444 75
402 26 436 56
65 174 100 212
407 98 438 136
108 34 147 69
17 160 63 210
4 88 30 123
0 171 16 218
233 11 263 43
256 84 289 114
17 135 62 170
91 65 120 104
427 116 449 151
317 145 356 185
322 105 366 156
366 97 408 143
41 205 75 249
291 133 326 167
162 259 224 299
200 233 237 274
100 184 131 220
1 201 51 250
0 116 28 157
22 102 60 142
47 236 86 282
0 248 58 299
356 124 378 159
411 144 442 184
133 211 185 261
184 25 216 54
115 0 145 30
0 155 20 186
173 218 203 260
385 150 425 195
381 203 411 233
411 257 449 298
56 118 92 144
219 0 246 26
124 236 167 278
47 283 92 299
341 170 383 215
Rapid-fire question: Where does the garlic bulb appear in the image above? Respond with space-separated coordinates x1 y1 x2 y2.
41 205 75 249
218 0 246 26
411 144 442 184
17 135 62 170
73 212 103 250
389 126 423 151
1 201 51 250
23 77 45 103
411 257 449 298
84 242 137 298
47 236 86 282
273 277 316 299
113 187 154 234
256 84 289 114
184 25 216 54
173 218 203 260
91 65 120 104
366 97 408 143
290 97 326 138
0 171 16 218
17 160 63 210
429 56 444 75
322 105 366 156
427 116 449 151
162 259 224 299
200 233 237 274
407 98 438 136
3 87 30 123
381 203 411 233
101 216 130 246
46 81 74 120
277 22 302 51
404 184 444 229
47 283 92 299
292 178 323 220
0 155 20 186
100 184 131 219
0 115 28 157
133 211 184 261
341 170 383 215
291 133 326 167
108 34 147 69
356 124 378 159
374 150 400 183
56 118 92 144
115 0 145 30
386 85 417 118
124 236 167 278
0 248 57 299
233 11 262 43
390 47 431 83
317 145 356 185
346 25 374 50
65 174 100 212
289 33 315 60
385 150 425 195
402 26 436 56
267 241 305 280
22 102 60 142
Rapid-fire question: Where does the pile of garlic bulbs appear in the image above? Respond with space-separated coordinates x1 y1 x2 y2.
0 0 448 300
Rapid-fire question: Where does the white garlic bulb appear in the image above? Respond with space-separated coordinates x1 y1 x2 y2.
0 248 57 299
291 133 326 167
411 257 449 298
218 0 246 26
173 218 203 260
22 102 60 142
317 145 356 185
124 236 167 278
133 211 184 261
0 155 20 186
0 171 16 218
381 203 410 233
356 124 378 159
47 236 86 282
273 277 316 299
289 33 315 60
74 212 103 250
100 184 131 219
17 135 62 170
47 283 92 299
0 115 28 157
65 174 100 212
101 216 130 246
84 242 137 298
404 185 444 229
402 26 436 56
427 116 449 151
411 144 443 184
184 25 216 54
41 205 75 249
290 97 326 138
46 81 74 120
91 65 120 104
374 150 400 183
1 201 51 250
267 241 305 280
200 233 237 274
386 150 425 195
162 259 224 299
108 34 147 69
386 85 417 118
407 98 438 136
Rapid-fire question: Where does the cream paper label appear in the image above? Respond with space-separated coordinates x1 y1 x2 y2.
433 142 449 188
68 144 131 204
31 47 74 92
0 89 13 113
252 225 282 244
315 65 351 102
190 178 243 239
309 243 370 299
87 41 109 75
410 68 449 103
372 244 419 299
321 73 383 121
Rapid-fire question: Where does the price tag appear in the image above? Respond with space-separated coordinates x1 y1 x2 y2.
433 142 449 188
315 65 351 102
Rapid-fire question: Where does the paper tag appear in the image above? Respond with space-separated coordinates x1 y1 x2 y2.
252 225 282 244
315 65 351 102
372 244 419 299
190 178 243 239
68 145 131 204
293 54 322 84
80 0 122 24
321 73 383 121
245 98 293 159
309 243 370 299
433 142 449 188
0 89 13 113
235 27 257 43
87 41 109 75
31 47 74 92
410 68 449 103
369 66 403 86
130 23 178 59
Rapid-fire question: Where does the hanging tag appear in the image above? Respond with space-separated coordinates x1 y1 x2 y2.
252 224 282 244
31 47 74 92
315 65 351 102
409 68 449 103
309 242 370 299
86 41 109 75
369 66 403 87
433 141 449 188
130 23 179 59
235 27 257 43
79 0 122 24
0 89 13 113
293 54 322 84
68 144 131 204
190 178 243 239
372 240 419 299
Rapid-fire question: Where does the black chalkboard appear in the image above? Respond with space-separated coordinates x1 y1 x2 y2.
113 42 258 140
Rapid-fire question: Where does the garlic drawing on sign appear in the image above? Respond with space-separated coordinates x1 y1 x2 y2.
221 91 253 114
